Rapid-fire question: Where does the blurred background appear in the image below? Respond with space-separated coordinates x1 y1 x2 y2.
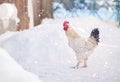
0 1 120 82
0 0 120 34
53 0 120 24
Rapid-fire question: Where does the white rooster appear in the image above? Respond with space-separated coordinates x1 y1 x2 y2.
63 21 100 68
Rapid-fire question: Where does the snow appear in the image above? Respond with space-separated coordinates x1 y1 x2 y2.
0 3 19 24
0 3 15 19
0 3 19 33
0 48 42 82
0 17 120 82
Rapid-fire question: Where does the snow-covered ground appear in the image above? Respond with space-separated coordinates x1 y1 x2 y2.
0 48 42 82
0 16 120 82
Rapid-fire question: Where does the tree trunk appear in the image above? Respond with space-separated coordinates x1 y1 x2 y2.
13 0 29 31
32 0 53 26
41 0 53 19
32 0 41 26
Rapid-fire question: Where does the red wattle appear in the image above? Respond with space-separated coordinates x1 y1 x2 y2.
63 26 68 31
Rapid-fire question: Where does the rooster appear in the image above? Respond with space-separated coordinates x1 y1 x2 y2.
63 21 100 68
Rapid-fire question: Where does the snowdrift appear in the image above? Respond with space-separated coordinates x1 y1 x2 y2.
0 17 120 82
0 48 42 82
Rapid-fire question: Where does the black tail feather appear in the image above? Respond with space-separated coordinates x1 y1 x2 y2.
90 28 100 42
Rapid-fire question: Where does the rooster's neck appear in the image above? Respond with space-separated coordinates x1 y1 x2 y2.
65 27 80 39
88 36 98 45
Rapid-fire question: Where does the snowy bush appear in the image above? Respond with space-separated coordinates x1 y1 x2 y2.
0 3 19 35
53 2 117 23
53 2 69 18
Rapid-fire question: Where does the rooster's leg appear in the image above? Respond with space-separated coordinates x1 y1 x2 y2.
74 61 80 69
83 58 88 68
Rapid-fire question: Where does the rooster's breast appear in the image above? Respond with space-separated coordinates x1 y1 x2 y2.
68 37 86 53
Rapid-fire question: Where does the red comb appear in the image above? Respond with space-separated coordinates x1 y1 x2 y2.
63 21 69 26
